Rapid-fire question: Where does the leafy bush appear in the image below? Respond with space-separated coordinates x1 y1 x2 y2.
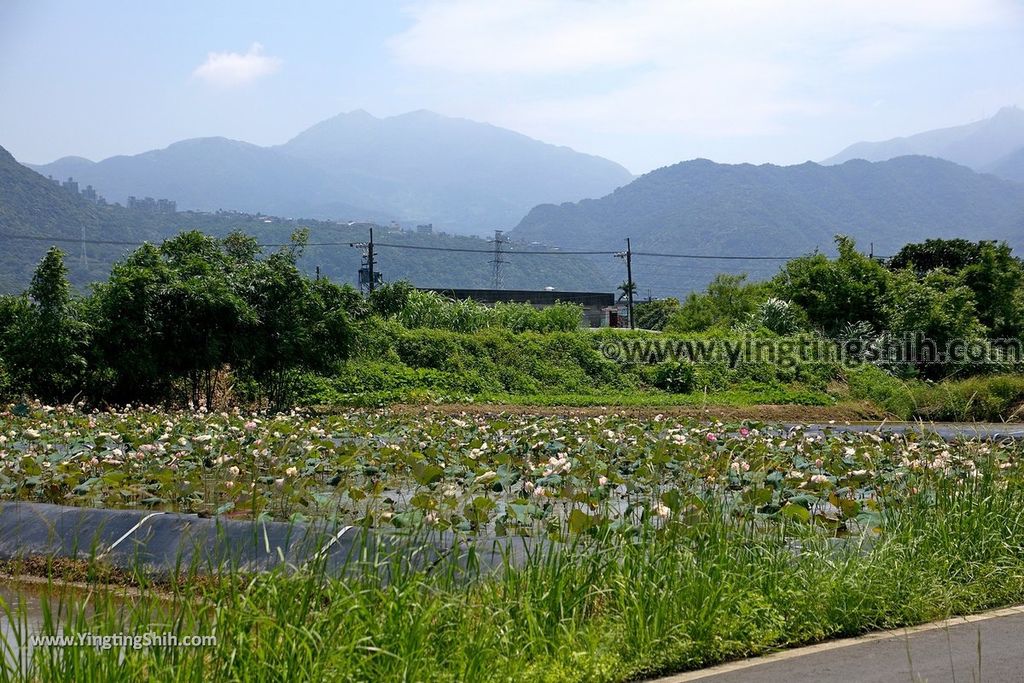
391 288 582 333
746 298 802 335
0 363 13 401
633 297 681 331
694 360 732 392
666 274 768 333
649 361 697 393
488 301 582 333
774 235 892 336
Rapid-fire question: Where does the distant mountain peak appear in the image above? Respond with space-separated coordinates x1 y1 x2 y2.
393 108 442 119
824 106 1024 175
27 109 633 235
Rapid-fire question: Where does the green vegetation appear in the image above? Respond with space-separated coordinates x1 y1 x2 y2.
847 366 1024 422
3 229 1024 419
512 154 1024 294
5 408 1024 680
0 144 611 295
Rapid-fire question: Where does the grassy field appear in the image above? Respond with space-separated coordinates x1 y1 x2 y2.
3 405 1024 680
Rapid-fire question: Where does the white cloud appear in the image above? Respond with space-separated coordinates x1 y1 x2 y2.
392 0 1016 75
389 0 1022 162
192 42 282 87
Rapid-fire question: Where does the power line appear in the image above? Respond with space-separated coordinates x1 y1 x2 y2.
375 242 618 255
632 251 801 261
0 232 831 259
0 232 148 246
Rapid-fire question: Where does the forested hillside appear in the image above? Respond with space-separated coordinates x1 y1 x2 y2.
0 145 612 294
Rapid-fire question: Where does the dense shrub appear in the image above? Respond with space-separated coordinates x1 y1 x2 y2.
666 274 769 333
649 361 697 393
391 288 583 333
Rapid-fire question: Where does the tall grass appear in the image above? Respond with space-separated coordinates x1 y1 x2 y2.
5 461 1024 682
394 290 583 334
847 365 1024 421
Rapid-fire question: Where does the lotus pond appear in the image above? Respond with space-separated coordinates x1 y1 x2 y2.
6 404 1024 681
0 403 1015 538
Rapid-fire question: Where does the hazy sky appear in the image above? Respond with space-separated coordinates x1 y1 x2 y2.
2 0 1024 174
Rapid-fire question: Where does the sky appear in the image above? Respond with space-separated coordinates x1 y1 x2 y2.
2 0 1024 175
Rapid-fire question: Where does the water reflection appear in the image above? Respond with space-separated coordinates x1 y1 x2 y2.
0 580 49 672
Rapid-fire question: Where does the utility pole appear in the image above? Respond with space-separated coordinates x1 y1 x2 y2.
349 228 379 295
615 238 636 330
367 228 376 293
625 237 635 330
489 229 508 289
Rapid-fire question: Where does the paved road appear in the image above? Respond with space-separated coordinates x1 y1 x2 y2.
654 607 1024 682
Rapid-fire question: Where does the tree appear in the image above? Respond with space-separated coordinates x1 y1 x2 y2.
666 274 768 333
87 232 254 408
888 239 1024 339
2 248 89 401
88 243 175 402
368 281 414 318
235 244 353 408
633 297 681 331
0 294 30 398
158 232 254 408
773 236 891 336
888 238 983 275
884 268 985 377
958 242 1024 338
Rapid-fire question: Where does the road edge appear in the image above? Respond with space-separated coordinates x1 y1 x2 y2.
647 604 1024 682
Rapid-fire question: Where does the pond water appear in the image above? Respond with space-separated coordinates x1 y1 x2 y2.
0 580 49 671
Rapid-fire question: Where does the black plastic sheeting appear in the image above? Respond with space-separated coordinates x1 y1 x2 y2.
0 502 538 579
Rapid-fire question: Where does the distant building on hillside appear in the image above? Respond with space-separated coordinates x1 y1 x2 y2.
55 177 108 204
128 196 176 214
416 223 434 235
418 288 616 327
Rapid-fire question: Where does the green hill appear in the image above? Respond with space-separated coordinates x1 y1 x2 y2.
511 156 1024 296
0 145 613 295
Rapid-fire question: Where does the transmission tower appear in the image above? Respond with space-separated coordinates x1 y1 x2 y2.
489 229 508 289
79 224 89 270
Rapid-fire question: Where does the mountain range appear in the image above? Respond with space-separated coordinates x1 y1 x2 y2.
0 144 612 295
823 106 1024 180
12 107 1024 298
28 110 633 236
511 155 1024 296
